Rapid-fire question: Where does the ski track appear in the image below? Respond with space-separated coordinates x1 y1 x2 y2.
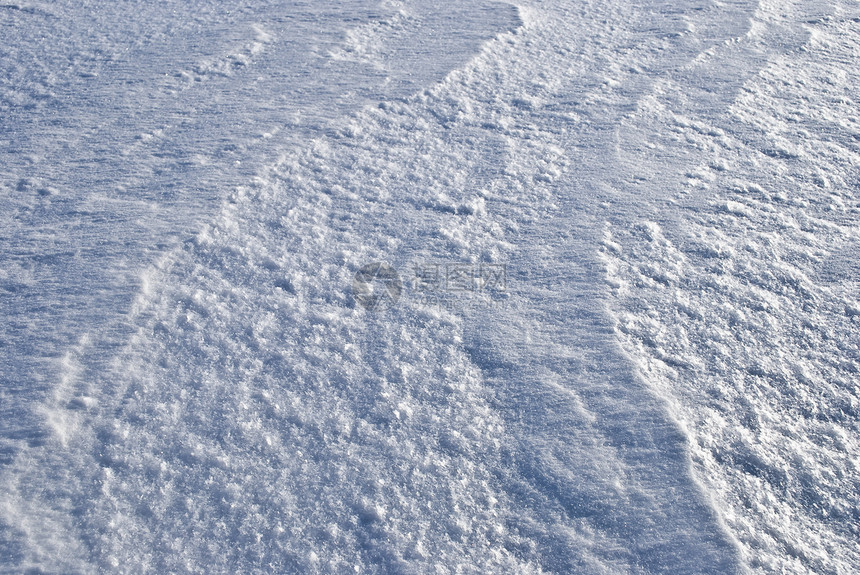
1 0 858 573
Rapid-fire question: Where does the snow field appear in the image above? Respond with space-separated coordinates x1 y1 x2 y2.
601 2 860 573
4 0 748 571
1 0 858 573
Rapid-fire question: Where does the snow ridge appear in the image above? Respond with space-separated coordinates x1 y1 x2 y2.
601 0 860 572
3 0 857 573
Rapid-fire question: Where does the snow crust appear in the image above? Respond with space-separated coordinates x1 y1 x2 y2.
1 0 858 573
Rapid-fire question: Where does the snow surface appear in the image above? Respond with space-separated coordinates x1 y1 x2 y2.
1 0 859 573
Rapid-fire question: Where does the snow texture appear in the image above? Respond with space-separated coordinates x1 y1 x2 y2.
1 0 858 573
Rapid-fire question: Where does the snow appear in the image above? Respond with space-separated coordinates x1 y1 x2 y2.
2 0 859 573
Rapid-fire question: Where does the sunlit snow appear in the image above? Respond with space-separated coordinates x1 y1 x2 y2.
1 0 858 573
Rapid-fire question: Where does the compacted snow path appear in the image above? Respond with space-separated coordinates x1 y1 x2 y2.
1 0 858 573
